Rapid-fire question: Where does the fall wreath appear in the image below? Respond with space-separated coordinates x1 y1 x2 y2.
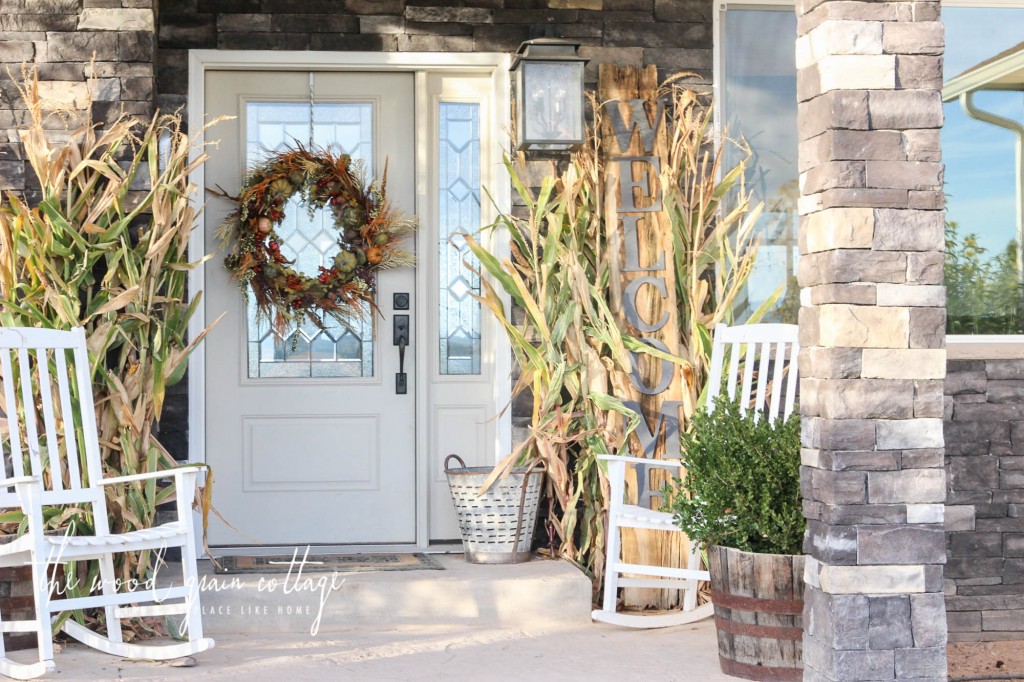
218 146 415 331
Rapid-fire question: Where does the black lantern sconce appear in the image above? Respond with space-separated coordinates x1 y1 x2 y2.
511 38 587 152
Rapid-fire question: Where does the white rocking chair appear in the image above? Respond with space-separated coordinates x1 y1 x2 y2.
593 323 799 628
0 327 213 679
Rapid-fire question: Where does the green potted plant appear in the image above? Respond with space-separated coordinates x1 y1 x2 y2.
665 396 804 682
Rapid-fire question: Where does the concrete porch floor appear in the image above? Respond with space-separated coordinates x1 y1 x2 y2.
193 553 597 634
45 620 730 681
9 553 733 680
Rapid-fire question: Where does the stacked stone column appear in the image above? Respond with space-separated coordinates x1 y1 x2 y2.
796 1 947 680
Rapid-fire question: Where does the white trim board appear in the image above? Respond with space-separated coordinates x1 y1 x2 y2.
186 50 513 551
949 335 1024 360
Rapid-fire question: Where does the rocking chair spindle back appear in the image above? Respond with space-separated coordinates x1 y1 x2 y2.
593 323 799 628
0 327 213 680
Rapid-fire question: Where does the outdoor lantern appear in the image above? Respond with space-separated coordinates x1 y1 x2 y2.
512 38 587 152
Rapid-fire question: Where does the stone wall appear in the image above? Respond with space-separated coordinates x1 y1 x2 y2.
945 358 1024 642
0 1 156 199
0 564 36 652
155 0 712 116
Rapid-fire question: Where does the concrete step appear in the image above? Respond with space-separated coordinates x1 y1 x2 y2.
190 553 593 635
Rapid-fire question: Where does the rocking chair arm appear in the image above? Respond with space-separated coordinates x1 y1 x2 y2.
595 454 688 469
0 475 41 490
99 465 204 487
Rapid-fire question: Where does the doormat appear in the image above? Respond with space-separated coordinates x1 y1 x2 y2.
212 553 445 575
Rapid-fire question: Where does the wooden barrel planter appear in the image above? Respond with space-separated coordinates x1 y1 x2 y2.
708 545 805 681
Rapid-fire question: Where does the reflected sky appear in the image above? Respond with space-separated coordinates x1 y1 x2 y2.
943 6 1024 257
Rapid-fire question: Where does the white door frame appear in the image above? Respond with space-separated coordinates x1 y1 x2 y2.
186 49 513 549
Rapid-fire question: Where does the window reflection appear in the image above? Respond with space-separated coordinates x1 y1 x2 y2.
723 8 800 323
723 5 1024 334
943 7 1024 334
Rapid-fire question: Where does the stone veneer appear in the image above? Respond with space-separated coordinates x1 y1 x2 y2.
0 1 156 200
945 357 1024 641
154 0 712 119
796 0 949 679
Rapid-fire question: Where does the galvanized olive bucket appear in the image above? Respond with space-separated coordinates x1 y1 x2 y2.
444 454 545 564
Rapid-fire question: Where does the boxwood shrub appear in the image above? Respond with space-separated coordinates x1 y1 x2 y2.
665 396 803 555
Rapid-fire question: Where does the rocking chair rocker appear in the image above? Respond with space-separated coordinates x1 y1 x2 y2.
0 327 213 679
593 323 799 628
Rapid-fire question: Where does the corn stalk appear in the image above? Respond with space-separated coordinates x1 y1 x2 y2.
662 83 776 409
0 73 221 635
467 83 769 592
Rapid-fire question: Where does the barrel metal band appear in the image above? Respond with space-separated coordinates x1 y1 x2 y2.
710 589 803 615
713 615 802 641
719 656 802 681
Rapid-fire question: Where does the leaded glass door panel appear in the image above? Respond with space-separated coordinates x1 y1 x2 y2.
245 100 375 379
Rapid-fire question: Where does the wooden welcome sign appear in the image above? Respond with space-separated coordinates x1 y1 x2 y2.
600 65 687 609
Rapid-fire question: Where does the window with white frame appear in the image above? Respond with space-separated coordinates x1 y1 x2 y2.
718 2 1024 335
438 101 483 375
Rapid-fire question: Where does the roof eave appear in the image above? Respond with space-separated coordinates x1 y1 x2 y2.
943 49 1024 102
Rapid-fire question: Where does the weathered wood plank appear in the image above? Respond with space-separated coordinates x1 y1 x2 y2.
710 546 735 662
754 553 796 668
729 547 759 667
600 63 688 610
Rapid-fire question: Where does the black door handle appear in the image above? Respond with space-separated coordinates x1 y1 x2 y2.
394 314 409 394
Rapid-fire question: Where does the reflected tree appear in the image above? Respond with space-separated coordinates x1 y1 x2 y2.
946 220 1023 334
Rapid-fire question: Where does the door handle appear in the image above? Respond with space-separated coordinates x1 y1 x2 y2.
394 314 409 395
